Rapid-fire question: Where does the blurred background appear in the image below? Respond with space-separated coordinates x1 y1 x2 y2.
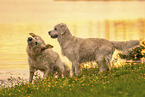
0 0 145 74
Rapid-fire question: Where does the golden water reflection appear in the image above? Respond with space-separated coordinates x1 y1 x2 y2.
0 1 145 70
0 19 144 69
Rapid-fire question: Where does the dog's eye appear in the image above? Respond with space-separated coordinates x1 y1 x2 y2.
54 28 57 30
35 38 37 39
35 42 38 45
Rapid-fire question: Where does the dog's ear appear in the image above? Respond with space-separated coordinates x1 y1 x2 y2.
45 44 53 49
59 23 67 35
41 44 53 50
29 33 39 37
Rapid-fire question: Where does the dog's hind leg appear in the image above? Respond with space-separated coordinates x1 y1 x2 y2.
96 47 114 73
105 53 113 69
97 57 109 73
96 54 112 73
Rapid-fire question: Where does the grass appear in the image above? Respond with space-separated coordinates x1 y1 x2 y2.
0 63 145 97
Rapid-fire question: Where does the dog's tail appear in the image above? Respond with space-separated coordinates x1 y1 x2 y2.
111 40 140 51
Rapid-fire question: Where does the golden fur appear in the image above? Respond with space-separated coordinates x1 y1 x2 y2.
27 33 70 83
48 23 140 76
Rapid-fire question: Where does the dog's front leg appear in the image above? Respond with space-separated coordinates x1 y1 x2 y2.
75 64 81 76
71 63 75 76
72 61 80 76
29 68 35 83
28 58 35 83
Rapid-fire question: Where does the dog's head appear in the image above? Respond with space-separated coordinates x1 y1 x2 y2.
27 33 53 52
48 23 69 39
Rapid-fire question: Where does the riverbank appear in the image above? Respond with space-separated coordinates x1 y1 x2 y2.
0 69 28 87
0 69 44 87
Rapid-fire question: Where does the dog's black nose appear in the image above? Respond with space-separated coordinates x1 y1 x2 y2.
28 37 32 41
48 31 51 35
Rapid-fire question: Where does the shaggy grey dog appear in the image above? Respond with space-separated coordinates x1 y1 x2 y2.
48 23 140 76
27 33 70 83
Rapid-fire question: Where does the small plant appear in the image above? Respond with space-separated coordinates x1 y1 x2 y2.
118 39 145 61
0 80 4 87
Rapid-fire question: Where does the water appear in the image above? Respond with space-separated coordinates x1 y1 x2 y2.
0 0 145 86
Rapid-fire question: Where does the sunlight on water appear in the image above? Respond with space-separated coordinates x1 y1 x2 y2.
0 19 144 70
0 1 145 71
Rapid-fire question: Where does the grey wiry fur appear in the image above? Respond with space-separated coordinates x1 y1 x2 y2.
27 33 70 83
48 23 140 76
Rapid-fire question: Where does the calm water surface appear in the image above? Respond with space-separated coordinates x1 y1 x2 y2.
0 1 145 70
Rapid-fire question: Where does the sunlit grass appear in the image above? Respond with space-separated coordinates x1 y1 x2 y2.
0 63 145 97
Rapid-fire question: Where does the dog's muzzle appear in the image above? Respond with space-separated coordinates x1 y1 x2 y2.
48 31 58 38
27 37 33 44
28 37 32 41
48 31 51 35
